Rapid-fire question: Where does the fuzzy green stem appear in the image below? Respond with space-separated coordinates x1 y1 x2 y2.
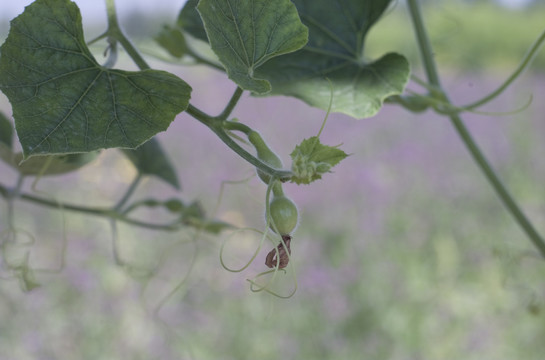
0 183 186 232
105 0 150 70
407 2 441 87
186 50 225 72
212 127 292 181
407 0 545 257
114 174 142 211
218 87 244 119
222 120 253 135
186 103 214 124
271 181 284 197
185 104 293 181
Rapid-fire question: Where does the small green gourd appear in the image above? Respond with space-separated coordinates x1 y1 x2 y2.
269 195 298 235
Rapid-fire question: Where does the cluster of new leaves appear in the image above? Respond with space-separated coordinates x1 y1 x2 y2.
290 136 347 185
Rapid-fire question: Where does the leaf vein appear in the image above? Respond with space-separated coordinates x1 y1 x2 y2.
29 70 104 155
106 71 131 147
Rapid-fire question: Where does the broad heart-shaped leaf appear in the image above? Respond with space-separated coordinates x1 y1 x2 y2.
253 0 410 119
121 137 180 190
180 0 409 118
290 136 347 184
196 0 308 94
0 0 191 159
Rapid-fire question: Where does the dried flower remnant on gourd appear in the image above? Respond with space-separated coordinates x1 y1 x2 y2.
265 235 292 269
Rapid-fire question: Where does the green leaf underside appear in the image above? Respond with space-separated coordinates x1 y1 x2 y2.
0 145 99 176
196 0 308 94
255 0 410 118
0 112 14 148
178 0 208 43
0 111 98 176
0 0 191 159
258 52 409 118
155 25 188 58
122 138 180 189
290 136 347 184
0 113 15 170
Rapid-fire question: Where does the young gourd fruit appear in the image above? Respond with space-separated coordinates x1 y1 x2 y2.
269 195 298 236
248 131 282 184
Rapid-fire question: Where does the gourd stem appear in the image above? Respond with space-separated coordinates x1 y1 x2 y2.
184 104 292 181
272 181 284 197
212 127 292 181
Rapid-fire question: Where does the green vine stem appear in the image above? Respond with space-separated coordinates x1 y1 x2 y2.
218 87 244 119
0 182 231 231
105 0 150 70
393 28 544 114
462 28 545 110
2 175 24 246
184 103 293 181
114 174 142 211
407 0 545 258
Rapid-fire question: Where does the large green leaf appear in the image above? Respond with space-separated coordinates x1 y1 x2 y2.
196 0 308 94
0 0 191 159
255 0 410 118
121 138 180 190
257 52 409 119
180 0 409 119
0 140 99 177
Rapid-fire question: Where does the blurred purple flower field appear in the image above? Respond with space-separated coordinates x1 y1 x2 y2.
1 62 544 359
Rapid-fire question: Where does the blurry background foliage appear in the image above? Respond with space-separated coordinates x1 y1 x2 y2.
1 0 545 359
365 0 545 71
3 0 543 71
